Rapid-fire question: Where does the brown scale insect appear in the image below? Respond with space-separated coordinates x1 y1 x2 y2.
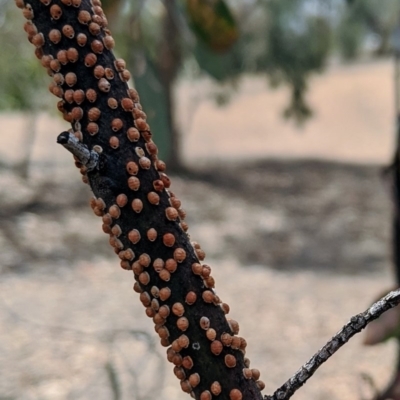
49 29 61 44
114 58 126 71
139 292 151 307
72 0 81 7
128 88 139 102
62 25 75 39
111 118 123 132
52 86 63 98
165 259 177 273
165 207 179 221
211 381 222 396
139 156 151 169
147 191 160 205
159 305 170 318
87 122 99 135
202 290 215 304
230 389 243 400
200 391 212 400
48 59 60 72
205 275 216 289
172 302 185 317
150 286 160 298
73 89 85 104
119 69 131 82
128 176 140 191
173 248 186 263
188 373 200 389
135 118 147 131
128 229 141 244
136 147 147 158
103 35 115 50
159 287 171 301
153 258 164 273
228 319 240 335
84 53 97 67
75 130 83 143
116 194 128 208
76 33 87 46
87 107 101 121
57 49 68 65
147 228 157 241
91 39 104 54
121 98 134 111
211 340 223 355
98 77 110 92
22 4 34 19
133 282 143 293
131 198 143 213
225 354 236 368
109 205 121 219
61 0 72 5
67 48 79 63
141 131 152 142
221 333 233 347
185 291 196 305
40 54 53 68
15 0 25 9
108 97 118 109
153 179 164 192
162 233 175 247
159 269 171 282
206 328 217 341
104 68 114 80
30 32 44 47
86 88 97 102
71 107 83 121
155 159 166 172
126 161 139 175
177 334 189 349
49 4 62 19
177 317 189 331
139 272 150 285
146 141 158 156
111 224 122 237
65 72 77 87
174 367 186 380
93 65 105 78
127 127 140 142
78 9 91 24
39 0 51 5
56 100 65 113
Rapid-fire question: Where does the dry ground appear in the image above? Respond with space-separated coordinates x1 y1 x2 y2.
0 59 398 400
0 159 397 400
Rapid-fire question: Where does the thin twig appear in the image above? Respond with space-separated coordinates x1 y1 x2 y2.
265 289 400 400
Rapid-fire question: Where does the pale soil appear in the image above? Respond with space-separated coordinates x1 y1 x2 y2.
0 59 398 400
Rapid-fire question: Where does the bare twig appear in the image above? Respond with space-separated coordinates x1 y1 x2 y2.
57 131 99 172
265 289 400 400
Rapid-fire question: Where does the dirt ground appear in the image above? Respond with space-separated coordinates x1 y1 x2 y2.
0 158 397 400
0 59 398 400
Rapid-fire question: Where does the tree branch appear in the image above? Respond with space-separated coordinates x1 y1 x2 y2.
265 289 400 400
15 1 264 399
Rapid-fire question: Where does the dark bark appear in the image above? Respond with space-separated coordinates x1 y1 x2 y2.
16 1 263 399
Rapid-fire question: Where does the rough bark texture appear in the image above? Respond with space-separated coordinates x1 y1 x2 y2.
15 1 264 399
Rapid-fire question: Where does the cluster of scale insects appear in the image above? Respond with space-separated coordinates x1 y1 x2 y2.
15 0 265 398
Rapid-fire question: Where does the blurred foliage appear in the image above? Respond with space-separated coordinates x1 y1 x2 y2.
0 0 50 112
338 0 400 59
3 0 400 164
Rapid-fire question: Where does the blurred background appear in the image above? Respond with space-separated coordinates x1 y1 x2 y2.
1 0 400 399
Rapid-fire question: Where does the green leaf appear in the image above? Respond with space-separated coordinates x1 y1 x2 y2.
185 0 238 52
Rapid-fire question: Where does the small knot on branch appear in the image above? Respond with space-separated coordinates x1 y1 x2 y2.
57 131 99 172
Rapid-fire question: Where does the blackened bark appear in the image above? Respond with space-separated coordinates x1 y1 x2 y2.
16 1 263 399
